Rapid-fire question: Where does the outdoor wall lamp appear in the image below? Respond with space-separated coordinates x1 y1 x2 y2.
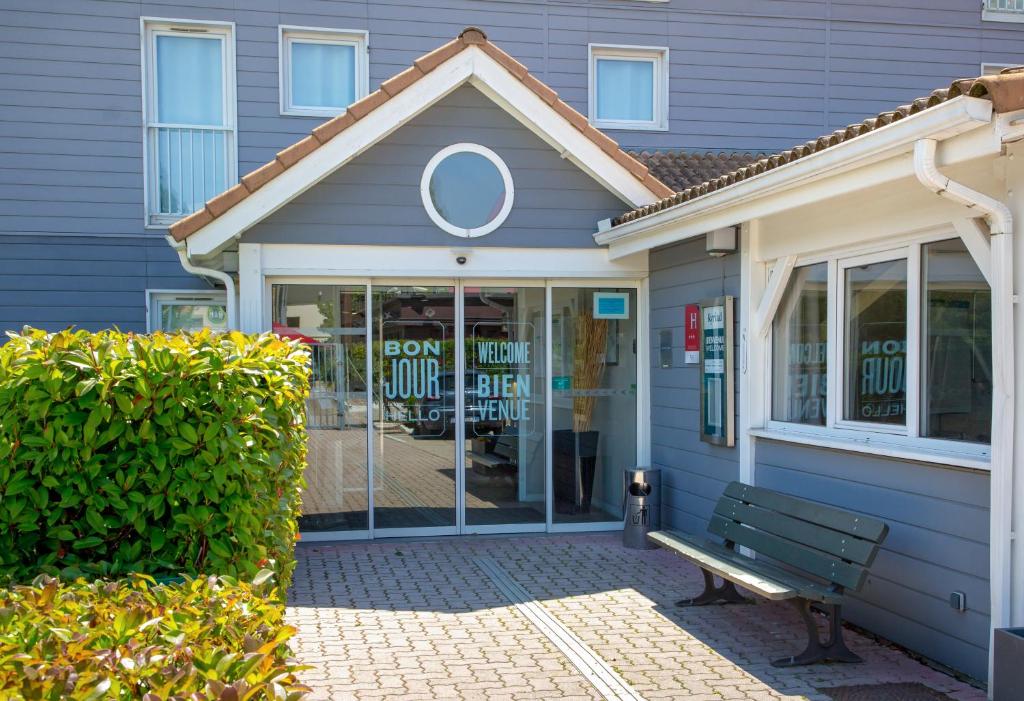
706 226 737 257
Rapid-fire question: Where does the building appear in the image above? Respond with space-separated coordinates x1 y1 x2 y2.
4 0 1024 690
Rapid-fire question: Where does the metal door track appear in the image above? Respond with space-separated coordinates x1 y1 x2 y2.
474 557 646 701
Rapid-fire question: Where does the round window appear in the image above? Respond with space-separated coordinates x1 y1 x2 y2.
420 143 514 238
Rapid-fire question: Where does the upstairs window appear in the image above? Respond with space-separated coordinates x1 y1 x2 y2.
588 44 668 131
280 27 368 117
768 236 992 455
984 0 1024 22
143 19 236 226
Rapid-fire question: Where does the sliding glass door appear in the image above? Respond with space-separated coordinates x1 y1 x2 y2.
278 280 641 538
371 285 458 533
463 286 546 530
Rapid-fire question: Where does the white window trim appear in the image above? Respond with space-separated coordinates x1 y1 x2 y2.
278 25 369 118
588 43 669 132
760 227 992 469
420 143 515 238
983 2 1024 23
147 289 228 332
141 17 237 229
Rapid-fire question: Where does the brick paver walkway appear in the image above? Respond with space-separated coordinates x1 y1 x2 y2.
286 533 985 700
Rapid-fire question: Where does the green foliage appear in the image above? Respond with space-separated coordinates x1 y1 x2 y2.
0 328 310 589
0 572 309 700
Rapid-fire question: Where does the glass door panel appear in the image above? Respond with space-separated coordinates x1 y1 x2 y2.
371 286 458 531
272 284 369 533
551 287 637 524
463 287 547 528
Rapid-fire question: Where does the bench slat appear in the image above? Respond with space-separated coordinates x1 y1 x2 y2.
714 497 880 566
723 482 888 543
648 530 845 604
708 515 868 591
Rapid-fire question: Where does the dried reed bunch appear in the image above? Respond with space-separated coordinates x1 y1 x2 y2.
572 306 608 433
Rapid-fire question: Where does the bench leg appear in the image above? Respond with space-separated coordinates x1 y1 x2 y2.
772 600 863 667
676 568 753 607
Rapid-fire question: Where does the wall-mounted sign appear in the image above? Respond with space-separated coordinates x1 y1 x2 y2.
684 303 700 364
593 292 630 319
700 296 734 447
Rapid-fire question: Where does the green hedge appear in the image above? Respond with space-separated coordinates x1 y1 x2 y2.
0 572 309 700
0 328 310 589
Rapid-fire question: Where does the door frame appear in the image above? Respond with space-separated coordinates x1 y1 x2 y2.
262 275 648 541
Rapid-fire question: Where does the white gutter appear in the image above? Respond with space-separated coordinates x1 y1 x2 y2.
913 138 1014 693
597 95 995 258
166 235 239 330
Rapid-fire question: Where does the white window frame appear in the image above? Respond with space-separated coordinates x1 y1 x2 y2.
761 228 991 468
147 290 228 332
983 1 1024 23
279 26 369 118
141 17 237 229
420 143 515 238
588 44 669 132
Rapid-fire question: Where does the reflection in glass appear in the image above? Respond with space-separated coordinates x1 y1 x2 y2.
551 288 637 523
159 303 227 332
464 287 546 526
156 35 224 125
272 285 369 532
772 264 828 425
291 42 356 109
922 239 992 443
428 152 506 230
596 59 654 122
844 259 907 425
372 287 457 530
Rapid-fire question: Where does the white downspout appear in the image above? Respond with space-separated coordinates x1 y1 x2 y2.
914 138 1014 692
165 236 238 330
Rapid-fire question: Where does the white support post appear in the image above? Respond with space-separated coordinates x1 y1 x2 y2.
752 255 797 339
739 220 766 487
237 243 264 333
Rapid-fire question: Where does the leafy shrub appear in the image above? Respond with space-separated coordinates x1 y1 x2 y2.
0 329 310 589
0 572 309 700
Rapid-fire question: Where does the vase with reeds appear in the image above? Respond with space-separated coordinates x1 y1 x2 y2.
554 305 607 514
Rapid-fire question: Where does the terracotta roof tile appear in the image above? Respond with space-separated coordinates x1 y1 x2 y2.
312 110 355 144
276 135 320 169
240 160 285 193
169 26 667 242
613 67 1024 227
380 65 424 97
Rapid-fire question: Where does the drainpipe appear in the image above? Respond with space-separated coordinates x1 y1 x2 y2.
165 236 238 330
914 138 1014 692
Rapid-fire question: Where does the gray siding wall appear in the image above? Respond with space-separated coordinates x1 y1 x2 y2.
649 237 741 534
244 87 625 248
649 236 991 681
756 442 991 681
0 235 209 333
3 1 1024 329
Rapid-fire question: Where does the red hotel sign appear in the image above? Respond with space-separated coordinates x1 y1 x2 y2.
684 304 701 363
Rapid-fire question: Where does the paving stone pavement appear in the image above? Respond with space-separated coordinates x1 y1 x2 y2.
286 533 986 700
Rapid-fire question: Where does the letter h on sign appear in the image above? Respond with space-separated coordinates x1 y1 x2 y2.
684 304 700 364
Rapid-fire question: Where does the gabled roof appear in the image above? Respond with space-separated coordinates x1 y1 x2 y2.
169 27 674 244
613 68 1024 226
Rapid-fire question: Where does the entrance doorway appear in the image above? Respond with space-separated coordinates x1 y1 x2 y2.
271 280 640 539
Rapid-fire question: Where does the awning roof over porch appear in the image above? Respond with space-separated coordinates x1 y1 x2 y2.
612 68 1024 228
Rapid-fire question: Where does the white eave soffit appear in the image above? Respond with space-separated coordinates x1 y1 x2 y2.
185 45 663 260
597 95 1000 260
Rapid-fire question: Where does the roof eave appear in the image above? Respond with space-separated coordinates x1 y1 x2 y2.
595 95 996 259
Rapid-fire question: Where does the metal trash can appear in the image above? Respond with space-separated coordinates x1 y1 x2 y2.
623 467 661 549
